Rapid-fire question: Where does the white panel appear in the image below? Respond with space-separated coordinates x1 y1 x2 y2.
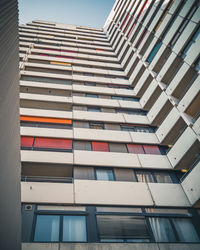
21 150 73 164
74 180 153 206
167 127 197 167
21 182 74 204
20 127 73 139
74 150 140 168
149 183 190 207
182 162 200 205
138 154 173 169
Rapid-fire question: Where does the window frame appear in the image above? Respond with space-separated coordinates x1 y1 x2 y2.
95 168 115 181
32 212 88 243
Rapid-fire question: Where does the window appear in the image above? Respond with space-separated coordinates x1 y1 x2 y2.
84 82 96 86
108 84 132 90
63 216 87 242
89 122 104 129
34 215 87 242
182 27 200 58
149 217 200 243
86 93 98 98
120 124 154 133
92 142 109 152
116 109 146 115
111 96 138 101
136 170 174 183
96 168 114 181
97 215 150 242
147 41 162 64
34 215 60 242
136 171 154 183
154 172 173 183
149 217 177 242
172 218 200 242
87 106 101 112
83 72 94 76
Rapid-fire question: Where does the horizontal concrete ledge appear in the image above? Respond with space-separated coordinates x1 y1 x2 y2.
22 243 200 250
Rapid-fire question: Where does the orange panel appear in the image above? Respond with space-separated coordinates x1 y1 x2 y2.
96 49 104 51
20 115 72 124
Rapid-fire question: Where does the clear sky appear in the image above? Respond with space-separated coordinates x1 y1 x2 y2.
18 0 115 28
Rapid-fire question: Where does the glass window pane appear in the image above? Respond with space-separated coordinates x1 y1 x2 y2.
147 42 162 63
149 217 176 242
97 215 149 240
34 215 59 242
154 172 172 183
173 218 200 242
62 216 87 242
136 171 154 183
96 169 114 181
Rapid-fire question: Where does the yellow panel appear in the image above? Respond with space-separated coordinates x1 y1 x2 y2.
50 61 72 66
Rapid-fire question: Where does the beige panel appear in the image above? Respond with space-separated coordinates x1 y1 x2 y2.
37 205 85 211
73 121 89 128
105 123 121 130
21 182 74 203
119 100 141 109
74 166 95 180
149 183 190 207
130 132 159 144
73 106 87 111
138 154 172 169
101 107 115 113
73 141 91 151
74 150 140 168
182 162 200 206
21 150 73 164
73 110 124 123
22 243 59 250
74 180 153 206
20 108 72 119
20 80 72 91
20 127 73 138
73 128 132 142
109 143 127 153
124 114 150 124
114 168 136 182
167 127 197 167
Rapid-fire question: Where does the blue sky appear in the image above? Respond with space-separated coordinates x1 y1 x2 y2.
18 0 115 28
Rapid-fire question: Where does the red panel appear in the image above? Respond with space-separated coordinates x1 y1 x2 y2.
124 16 133 33
21 136 34 147
39 54 49 56
92 142 109 152
138 0 149 18
143 145 161 155
127 144 144 154
127 23 136 37
34 137 72 150
120 13 129 30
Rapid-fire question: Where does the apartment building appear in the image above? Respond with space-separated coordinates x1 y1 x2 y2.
20 0 200 249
